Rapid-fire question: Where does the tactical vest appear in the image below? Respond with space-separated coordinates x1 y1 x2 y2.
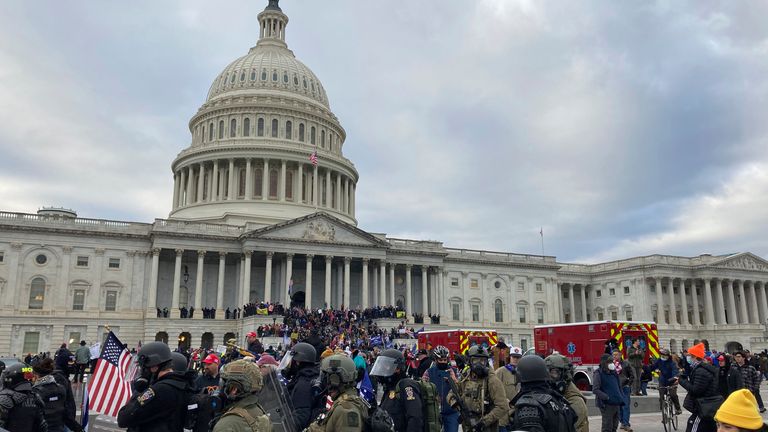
1 388 46 432
33 380 67 430
513 391 576 432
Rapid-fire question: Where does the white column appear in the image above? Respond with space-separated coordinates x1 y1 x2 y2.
194 250 205 314
667 278 678 325
172 173 180 209
380 261 387 307
343 257 351 308
747 281 759 324
737 281 749 324
211 160 219 202
679 279 689 326
325 170 332 208
324 256 332 308
279 160 287 201
216 252 226 316
147 248 160 311
690 279 700 326
185 166 194 204
389 264 396 307
757 282 768 325
568 284 575 323
655 277 665 324
285 253 293 305
421 266 429 315
351 183 356 217
245 158 253 199
177 168 186 207
313 165 319 207
264 252 273 303
345 178 350 213
262 159 269 200
171 249 183 313
196 163 205 203
406 265 413 316
335 174 342 210
727 279 738 324
372 264 378 307
242 251 252 306
362 258 369 308
702 278 713 325
227 159 235 200
297 164 303 203
305 255 314 309
714 279 727 325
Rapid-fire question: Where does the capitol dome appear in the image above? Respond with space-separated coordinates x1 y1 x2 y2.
168 0 358 227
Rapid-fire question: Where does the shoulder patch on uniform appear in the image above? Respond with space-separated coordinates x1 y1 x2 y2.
137 388 155 405
405 386 415 401
347 411 360 427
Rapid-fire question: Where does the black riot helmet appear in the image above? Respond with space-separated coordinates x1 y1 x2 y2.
517 354 550 383
137 342 173 369
2 363 33 389
291 343 317 364
170 352 189 372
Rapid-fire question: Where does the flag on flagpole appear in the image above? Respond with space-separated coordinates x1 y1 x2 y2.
309 150 318 166
87 331 135 418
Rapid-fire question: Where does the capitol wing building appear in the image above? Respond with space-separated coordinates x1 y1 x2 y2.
2 0 768 357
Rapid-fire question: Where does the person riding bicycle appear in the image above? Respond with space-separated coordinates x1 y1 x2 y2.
647 348 681 415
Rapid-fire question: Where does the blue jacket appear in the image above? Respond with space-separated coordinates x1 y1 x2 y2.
649 358 679 387
427 365 456 414
592 369 624 409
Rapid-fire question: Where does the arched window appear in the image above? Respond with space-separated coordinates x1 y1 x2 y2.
250 70 256 81
321 130 325 148
257 118 264 136
218 120 224 139
261 69 267 81
209 122 214 141
283 72 288 83
293 74 299 86
269 169 278 198
271 119 278 138
494 299 503 322
239 72 245 82
230 119 237 137
254 168 263 198
272 70 278 81
243 118 250 137
29 277 45 309
299 123 305 142
310 126 316 144
238 168 246 197
286 171 293 200
201 125 205 143
286 121 292 139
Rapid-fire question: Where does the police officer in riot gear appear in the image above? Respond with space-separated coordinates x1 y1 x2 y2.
307 354 370 432
371 348 423 432
511 355 576 432
545 353 588 432
0 363 48 432
280 342 321 429
117 341 190 432
212 359 271 432
446 345 508 432
32 358 83 432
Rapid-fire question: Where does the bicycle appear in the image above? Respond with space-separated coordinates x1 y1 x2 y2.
659 384 679 432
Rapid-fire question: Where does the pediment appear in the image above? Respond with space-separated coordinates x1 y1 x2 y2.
242 212 389 247
711 253 768 272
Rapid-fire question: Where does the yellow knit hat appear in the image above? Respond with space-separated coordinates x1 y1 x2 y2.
714 389 764 430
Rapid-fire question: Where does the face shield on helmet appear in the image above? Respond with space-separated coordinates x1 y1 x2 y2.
277 352 293 372
370 355 398 378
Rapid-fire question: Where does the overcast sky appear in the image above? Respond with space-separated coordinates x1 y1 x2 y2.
1 1 767 263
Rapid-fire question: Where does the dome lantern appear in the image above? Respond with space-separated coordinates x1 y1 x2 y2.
257 0 289 49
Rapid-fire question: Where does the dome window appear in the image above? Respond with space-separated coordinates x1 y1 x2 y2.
230 119 237 137
321 130 325 148
283 72 289 83
240 72 245 82
303 77 307 89
310 126 316 144
261 69 267 81
251 70 256 81
285 121 292 139
311 81 315 92
257 118 264 136
209 122 214 141
299 123 305 142
218 120 225 139
293 74 299 86
243 118 251 137
271 119 278 138
272 70 278 82
230 74 235 84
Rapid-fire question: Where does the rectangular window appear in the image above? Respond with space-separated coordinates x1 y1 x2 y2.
72 290 85 311
535 283 543 292
108 258 120 269
471 304 479 322
0 251 4 263
470 279 479 289
609 288 616 296
68 332 81 346
653 311 658 322
624 286 630 294
518 307 526 323
520 337 529 352
517 281 525 291
76 256 89 267
597 311 604 320
451 278 459 287
105 291 117 311
536 307 544 324
611 311 618 320
23 332 40 354
452 303 460 321
626 310 633 320
596 290 602 297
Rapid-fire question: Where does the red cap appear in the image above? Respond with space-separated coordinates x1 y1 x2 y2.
257 354 279 367
203 354 220 364
246 331 257 338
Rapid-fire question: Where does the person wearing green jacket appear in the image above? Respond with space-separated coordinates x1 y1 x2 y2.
73 341 91 384
626 339 644 396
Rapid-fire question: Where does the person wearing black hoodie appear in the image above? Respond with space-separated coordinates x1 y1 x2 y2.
678 343 720 432
282 342 321 430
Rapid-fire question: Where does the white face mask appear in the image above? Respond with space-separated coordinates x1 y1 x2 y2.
607 363 616 371
686 355 693 364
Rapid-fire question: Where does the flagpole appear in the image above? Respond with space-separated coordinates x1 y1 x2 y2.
540 227 545 256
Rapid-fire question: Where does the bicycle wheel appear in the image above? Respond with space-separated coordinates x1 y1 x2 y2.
670 401 679 430
662 398 671 432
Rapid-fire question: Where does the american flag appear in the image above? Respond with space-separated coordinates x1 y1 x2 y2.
87 331 137 417
309 150 318 166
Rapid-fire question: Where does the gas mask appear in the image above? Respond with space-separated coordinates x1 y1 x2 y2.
470 358 489 378
549 368 566 393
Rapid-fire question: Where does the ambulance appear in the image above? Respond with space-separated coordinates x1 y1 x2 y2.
417 329 498 357
533 320 660 390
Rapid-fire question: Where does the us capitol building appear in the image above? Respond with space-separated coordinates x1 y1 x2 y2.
1 0 767 357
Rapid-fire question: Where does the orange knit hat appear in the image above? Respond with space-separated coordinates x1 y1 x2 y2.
687 342 706 359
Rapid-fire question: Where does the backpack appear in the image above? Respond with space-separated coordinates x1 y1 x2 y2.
396 378 441 432
513 392 576 432
365 406 395 432
184 392 221 432
220 406 272 432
